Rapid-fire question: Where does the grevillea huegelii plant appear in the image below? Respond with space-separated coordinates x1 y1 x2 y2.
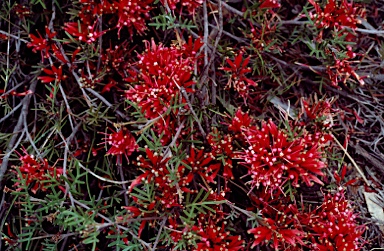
2 0 381 250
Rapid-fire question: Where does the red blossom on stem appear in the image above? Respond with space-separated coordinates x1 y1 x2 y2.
125 38 202 120
308 0 366 30
207 129 237 179
240 120 325 191
162 0 203 14
182 146 221 183
248 203 305 250
129 148 193 208
327 47 365 86
64 21 107 44
228 108 252 134
299 97 337 138
113 0 153 37
102 41 133 78
105 127 138 159
220 52 257 101
27 26 56 59
192 213 244 251
304 189 365 251
38 65 67 83
13 152 63 194
259 0 281 9
13 4 32 18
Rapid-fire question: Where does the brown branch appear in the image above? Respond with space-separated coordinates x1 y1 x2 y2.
0 80 38 186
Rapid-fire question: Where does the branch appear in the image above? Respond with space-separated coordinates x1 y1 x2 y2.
0 80 37 186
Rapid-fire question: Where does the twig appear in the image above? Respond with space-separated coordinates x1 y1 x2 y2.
355 28 384 36
76 160 133 185
117 155 129 206
351 142 384 175
332 134 371 187
177 84 206 138
152 217 167 251
23 119 42 158
86 87 130 120
162 119 185 161
72 199 152 249
208 23 246 43
59 84 75 131
0 30 29 43
217 0 244 16
0 80 37 186
58 132 75 207
0 101 23 124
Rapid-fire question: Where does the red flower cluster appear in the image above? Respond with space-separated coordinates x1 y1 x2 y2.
125 38 202 144
38 65 67 84
304 189 365 251
248 202 304 250
220 52 257 101
192 213 244 251
327 46 365 86
228 109 252 134
229 110 325 191
27 26 57 59
13 152 63 193
159 203 243 250
102 41 132 78
129 148 193 209
75 0 153 36
121 147 194 237
207 129 236 179
125 38 202 119
112 0 153 36
64 21 107 44
183 147 221 183
259 0 281 9
248 189 365 250
13 4 32 18
295 97 336 147
162 0 203 14
105 127 137 159
308 0 366 30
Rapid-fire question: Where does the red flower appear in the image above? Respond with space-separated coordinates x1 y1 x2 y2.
228 108 252 134
182 146 221 183
125 38 202 120
305 189 365 251
27 26 56 59
220 52 257 101
13 152 63 194
326 49 365 86
308 0 365 30
112 0 153 37
207 129 237 179
77 0 107 25
38 65 67 83
105 127 137 159
259 0 281 9
248 202 304 250
162 0 203 14
240 120 325 191
102 41 133 78
76 0 153 36
64 21 107 44
13 4 32 18
192 213 244 251
129 148 193 208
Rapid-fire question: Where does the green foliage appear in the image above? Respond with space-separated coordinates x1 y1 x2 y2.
149 8 197 31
